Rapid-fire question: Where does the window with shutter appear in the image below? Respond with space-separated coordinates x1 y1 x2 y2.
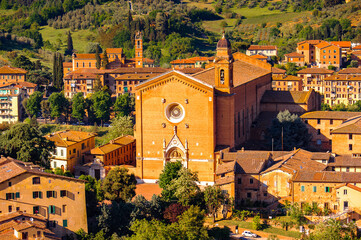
63 220 68 227
15 192 20 198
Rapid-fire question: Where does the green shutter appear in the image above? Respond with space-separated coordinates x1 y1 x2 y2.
11 193 14 199
301 186 305 192
313 186 317 192
33 192 36 199
39 191 42 199
15 192 20 198
63 220 68 227
48 205 52 213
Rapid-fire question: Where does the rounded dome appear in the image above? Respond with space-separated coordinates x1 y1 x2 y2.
217 36 231 49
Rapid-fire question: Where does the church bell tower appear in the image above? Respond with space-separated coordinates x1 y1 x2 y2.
135 31 143 68
214 32 233 94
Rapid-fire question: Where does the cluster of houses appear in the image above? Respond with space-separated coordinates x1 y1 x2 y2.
3 34 361 238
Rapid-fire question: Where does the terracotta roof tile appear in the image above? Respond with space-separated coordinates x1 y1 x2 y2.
297 68 334 74
300 111 361 120
331 115 361 134
215 175 234 185
328 155 361 167
315 42 332 49
216 161 236 175
285 52 304 58
106 48 123 54
91 135 135 155
110 67 168 74
292 171 361 183
45 130 96 147
338 68 361 74
261 90 312 104
262 149 326 174
297 40 325 45
330 41 351 48
171 59 196 64
353 45 361 50
272 67 286 74
248 45 277 50
324 75 361 81
73 53 96 59
272 75 302 81
335 183 361 192
250 54 268 59
0 156 85 183
0 66 27 74
177 68 203 74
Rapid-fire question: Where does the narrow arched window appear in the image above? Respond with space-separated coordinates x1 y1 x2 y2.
220 69 225 84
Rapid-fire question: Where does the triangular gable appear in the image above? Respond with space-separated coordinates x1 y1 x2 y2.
135 70 214 92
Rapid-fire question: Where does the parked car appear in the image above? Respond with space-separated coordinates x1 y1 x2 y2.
241 231 257 238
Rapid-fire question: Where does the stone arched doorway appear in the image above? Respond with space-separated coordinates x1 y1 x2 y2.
166 147 184 163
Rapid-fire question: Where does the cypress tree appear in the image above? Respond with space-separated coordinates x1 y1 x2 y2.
65 31 73 56
95 45 101 69
52 53 57 87
102 49 108 69
57 54 63 90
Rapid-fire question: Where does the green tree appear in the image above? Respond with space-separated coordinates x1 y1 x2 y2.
40 100 50 121
95 45 101 69
0 123 55 168
13 55 34 71
114 93 133 116
65 31 73 56
168 168 200 206
48 92 68 121
306 219 356 240
102 167 137 202
91 90 112 125
177 205 209 240
350 60 358 68
159 161 183 202
252 215 262 230
102 49 109 69
72 93 86 122
79 175 103 218
100 115 134 144
268 110 311 151
24 91 43 117
204 185 225 223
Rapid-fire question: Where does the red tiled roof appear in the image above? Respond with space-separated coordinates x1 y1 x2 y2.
0 156 85 183
300 111 361 120
73 53 96 59
328 155 361 167
273 75 302 81
353 45 361 50
248 45 277 50
106 48 123 54
331 115 361 134
330 41 351 48
250 54 268 59
171 59 196 64
45 130 96 147
335 183 361 192
285 52 304 57
315 42 332 49
292 171 361 183
338 68 361 74
297 68 334 74
0 66 27 74
297 40 325 46
261 90 312 104
272 67 286 74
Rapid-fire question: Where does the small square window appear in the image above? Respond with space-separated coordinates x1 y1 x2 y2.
60 190 67 197
317 129 321 135
313 186 317 192
250 179 254 184
325 187 330 193
344 189 348 195
63 220 68 228
32 177 40 185
301 186 305 192
8 182 11 187
349 144 353 151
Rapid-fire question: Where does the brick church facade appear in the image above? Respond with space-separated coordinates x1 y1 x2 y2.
134 35 272 184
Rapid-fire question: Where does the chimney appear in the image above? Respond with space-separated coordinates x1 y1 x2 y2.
241 147 245 152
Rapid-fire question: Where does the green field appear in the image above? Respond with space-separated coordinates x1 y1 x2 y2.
39 26 96 54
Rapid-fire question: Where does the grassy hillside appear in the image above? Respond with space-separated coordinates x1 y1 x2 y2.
40 26 96 54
